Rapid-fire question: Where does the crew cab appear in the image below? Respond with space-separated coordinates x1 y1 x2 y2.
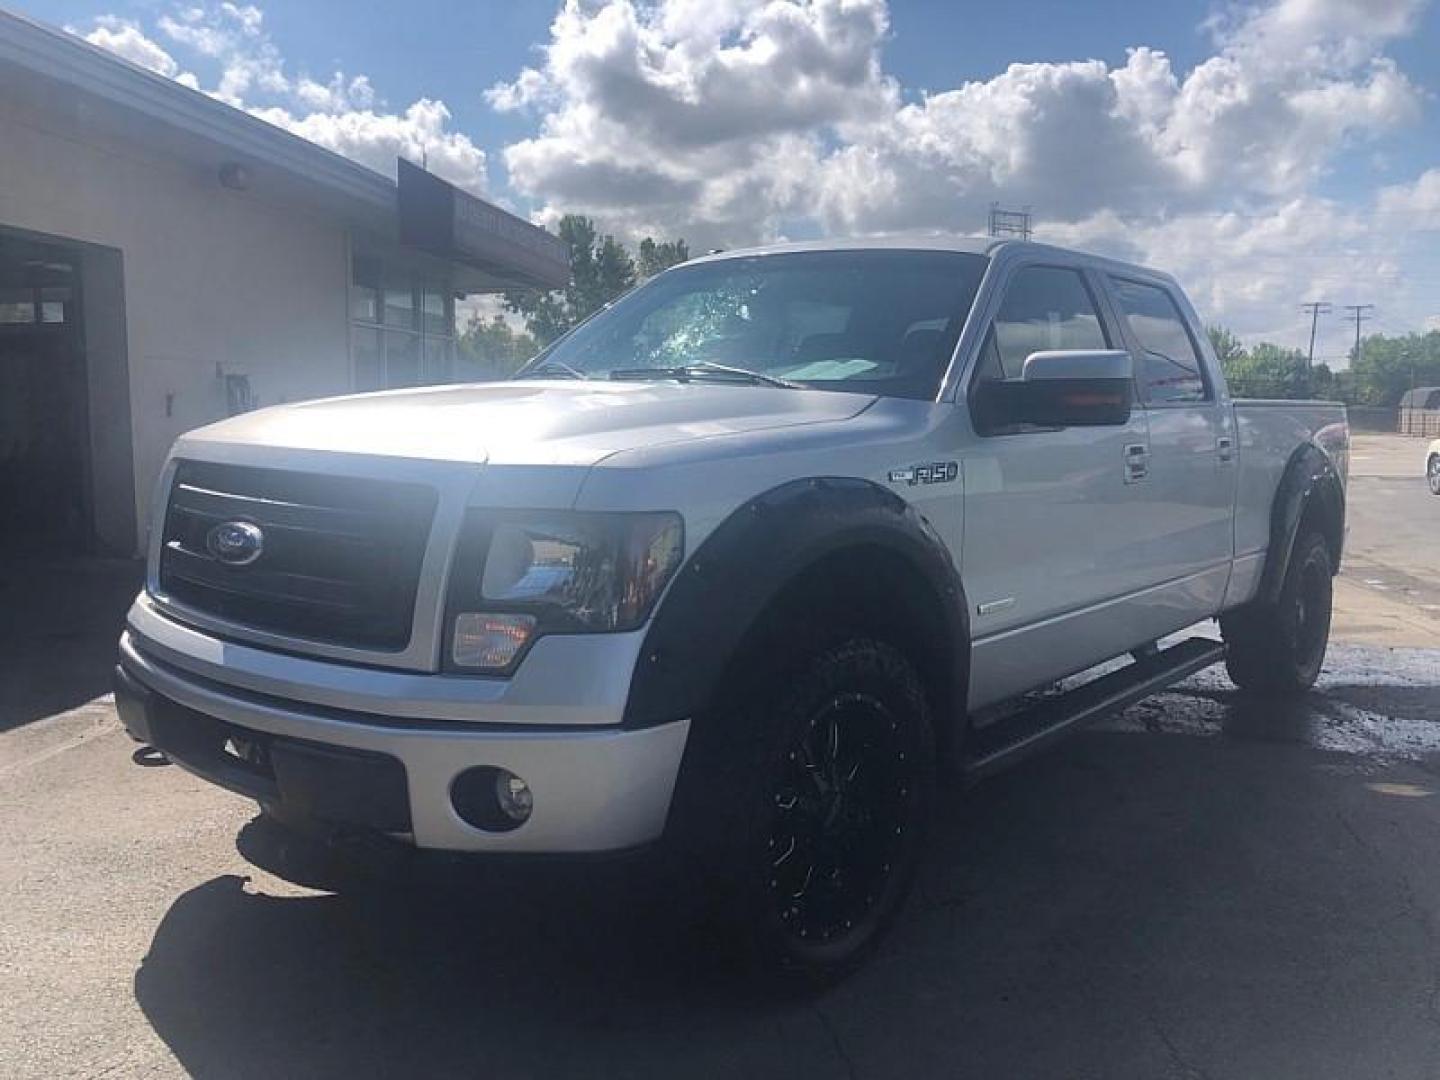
114 239 1348 978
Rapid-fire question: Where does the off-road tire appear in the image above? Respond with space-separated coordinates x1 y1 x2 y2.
670 637 936 984
1220 529 1333 695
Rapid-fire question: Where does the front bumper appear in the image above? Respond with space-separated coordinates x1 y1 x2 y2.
117 629 690 854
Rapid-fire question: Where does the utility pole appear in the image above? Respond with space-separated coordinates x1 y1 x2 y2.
1342 304 1374 367
988 203 1033 240
1300 301 1331 371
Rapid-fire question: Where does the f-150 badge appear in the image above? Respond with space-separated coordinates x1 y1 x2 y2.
888 461 958 486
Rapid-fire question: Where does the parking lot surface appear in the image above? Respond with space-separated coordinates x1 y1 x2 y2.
3 432 1439 1079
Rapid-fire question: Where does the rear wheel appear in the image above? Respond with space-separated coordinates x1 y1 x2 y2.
673 637 936 982
1221 529 1333 695
1427 455 1440 496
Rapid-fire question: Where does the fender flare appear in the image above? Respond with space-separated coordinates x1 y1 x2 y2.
622 477 969 735
1258 441 1345 605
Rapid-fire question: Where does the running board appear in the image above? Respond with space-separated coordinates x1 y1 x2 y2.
962 637 1226 781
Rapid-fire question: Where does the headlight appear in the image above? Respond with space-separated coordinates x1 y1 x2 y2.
445 511 684 672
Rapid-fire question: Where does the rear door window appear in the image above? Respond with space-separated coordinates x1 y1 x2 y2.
1108 278 1208 404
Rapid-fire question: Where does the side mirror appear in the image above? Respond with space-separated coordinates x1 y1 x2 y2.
973 349 1134 432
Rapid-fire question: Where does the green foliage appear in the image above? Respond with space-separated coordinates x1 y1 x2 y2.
1206 325 1245 367
504 215 688 345
457 314 537 379
1207 324 1331 400
637 237 690 280
1206 321 1440 404
1348 330 1440 406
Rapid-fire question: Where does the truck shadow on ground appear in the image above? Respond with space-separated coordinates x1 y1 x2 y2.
132 695 1440 1080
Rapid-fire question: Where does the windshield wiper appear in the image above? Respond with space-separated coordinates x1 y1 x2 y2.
608 362 799 389
520 360 589 380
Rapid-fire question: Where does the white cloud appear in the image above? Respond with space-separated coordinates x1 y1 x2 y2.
495 0 897 242
78 16 181 78
74 4 487 194
489 0 1432 343
248 100 486 195
1379 168 1440 229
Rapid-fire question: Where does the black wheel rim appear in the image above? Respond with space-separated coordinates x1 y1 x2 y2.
764 692 913 944
1293 556 1329 671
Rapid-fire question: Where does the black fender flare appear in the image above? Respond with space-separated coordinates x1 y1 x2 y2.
1258 441 1345 605
622 477 969 735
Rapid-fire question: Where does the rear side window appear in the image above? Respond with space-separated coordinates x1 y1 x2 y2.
1109 278 1208 404
976 266 1109 382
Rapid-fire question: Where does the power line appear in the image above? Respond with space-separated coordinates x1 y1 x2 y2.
1341 304 1374 365
1300 301 1332 371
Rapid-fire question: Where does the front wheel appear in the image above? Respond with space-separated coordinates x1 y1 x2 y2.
1427 455 1440 496
1221 529 1333 695
674 638 936 982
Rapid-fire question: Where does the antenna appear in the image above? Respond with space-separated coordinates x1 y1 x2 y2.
988 203 1033 240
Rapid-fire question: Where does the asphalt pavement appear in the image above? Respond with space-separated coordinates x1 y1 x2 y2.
3 432 1440 1079
1333 432 1440 647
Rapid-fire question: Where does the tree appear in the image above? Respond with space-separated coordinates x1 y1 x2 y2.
503 215 689 345
504 215 637 346
1223 342 1312 399
1207 324 1333 400
1206 325 1245 367
637 237 690 280
1348 330 1440 405
457 314 537 379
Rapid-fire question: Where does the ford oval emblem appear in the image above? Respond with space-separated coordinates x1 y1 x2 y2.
206 520 264 566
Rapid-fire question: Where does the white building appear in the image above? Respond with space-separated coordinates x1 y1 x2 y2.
0 9 566 557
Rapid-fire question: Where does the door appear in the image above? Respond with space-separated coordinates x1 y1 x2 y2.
0 261 89 553
1104 276 1236 624
961 262 1156 709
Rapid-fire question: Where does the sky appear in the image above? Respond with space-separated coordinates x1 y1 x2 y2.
20 0 1440 365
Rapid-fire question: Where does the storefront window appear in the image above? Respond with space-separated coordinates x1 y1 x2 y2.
384 331 420 387
0 287 34 324
353 326 382 392
349 253 455 389
422 336 451 383
421 288 448 335
384 284 415 330
38 287 70 324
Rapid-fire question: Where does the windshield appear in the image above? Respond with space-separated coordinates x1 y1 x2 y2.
525 250 989 400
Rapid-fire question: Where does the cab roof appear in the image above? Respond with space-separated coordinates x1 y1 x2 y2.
683 236 1176 288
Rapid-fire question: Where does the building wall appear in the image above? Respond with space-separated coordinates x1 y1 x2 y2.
0 96 353 555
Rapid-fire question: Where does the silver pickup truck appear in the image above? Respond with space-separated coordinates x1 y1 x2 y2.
114 238 1348 978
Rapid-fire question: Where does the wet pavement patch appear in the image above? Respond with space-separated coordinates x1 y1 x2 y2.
1096 642 1440 767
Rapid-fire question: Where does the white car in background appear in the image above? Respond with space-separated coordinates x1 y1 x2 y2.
1428 439 1440 495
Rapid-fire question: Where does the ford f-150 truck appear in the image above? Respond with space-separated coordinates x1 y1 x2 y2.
115 238 1348 978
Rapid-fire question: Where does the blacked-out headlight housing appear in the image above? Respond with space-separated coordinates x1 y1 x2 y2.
443 510 684 673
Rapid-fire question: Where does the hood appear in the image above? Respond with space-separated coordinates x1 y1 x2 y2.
176 379 877 467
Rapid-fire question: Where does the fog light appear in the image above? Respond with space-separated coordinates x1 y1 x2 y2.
452 612 536 670
450 765 533 832
495 770 533 823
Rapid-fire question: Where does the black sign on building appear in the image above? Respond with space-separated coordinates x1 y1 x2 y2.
396 158 570 292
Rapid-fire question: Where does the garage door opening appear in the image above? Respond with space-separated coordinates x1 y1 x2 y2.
0 227 134 555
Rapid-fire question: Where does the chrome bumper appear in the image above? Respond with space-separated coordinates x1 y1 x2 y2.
118 626 689 854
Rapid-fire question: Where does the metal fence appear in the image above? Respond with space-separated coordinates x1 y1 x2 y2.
1398 408 1440 438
